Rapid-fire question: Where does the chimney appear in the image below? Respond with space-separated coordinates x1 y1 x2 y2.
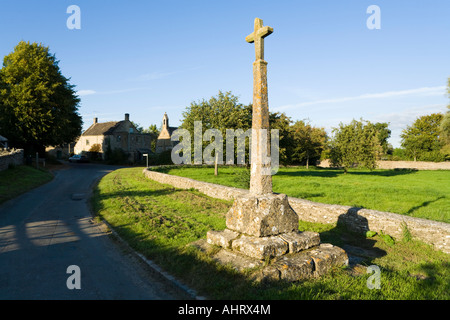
125 113 130 121
94 117 98 124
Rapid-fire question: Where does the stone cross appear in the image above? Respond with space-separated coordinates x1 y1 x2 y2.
205 18 349 282
245 18 273 61
246 18 273 195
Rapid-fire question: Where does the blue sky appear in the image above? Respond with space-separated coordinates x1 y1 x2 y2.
1 0 449 147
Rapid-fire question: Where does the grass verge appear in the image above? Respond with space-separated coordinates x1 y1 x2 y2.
91 167 449 300
0 165 53 204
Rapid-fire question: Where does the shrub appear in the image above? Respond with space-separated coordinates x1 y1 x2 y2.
106 148 129 165
233 165 251 189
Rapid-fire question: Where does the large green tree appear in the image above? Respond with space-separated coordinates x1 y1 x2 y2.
329 119 382 173
0 41 82 154
290 120 327 168
269 111 293 166
180 91 294 165
180 91 252 164
441 106 450 144
373 122 392 157
440 78 450 158
401 113 444 162
143 124 160 152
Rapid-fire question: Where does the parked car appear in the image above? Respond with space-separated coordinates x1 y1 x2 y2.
68 154 89 163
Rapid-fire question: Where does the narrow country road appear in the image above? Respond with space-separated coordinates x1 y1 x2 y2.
0 162 189 300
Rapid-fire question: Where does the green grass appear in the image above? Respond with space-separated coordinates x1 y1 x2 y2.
0 165 53 204
154 166 450 223
91 167 450 300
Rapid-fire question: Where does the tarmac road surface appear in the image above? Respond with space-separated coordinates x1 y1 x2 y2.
0 162 190 300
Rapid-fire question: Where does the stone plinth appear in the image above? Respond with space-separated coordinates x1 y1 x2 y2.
269 244 349 281
197 236 349 282
204 192 349 281
207 229 239 249
279 231 320 253
226 193 299 237
207 229 321 261
231 234 288 260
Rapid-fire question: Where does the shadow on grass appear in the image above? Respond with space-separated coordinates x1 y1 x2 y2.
275 167 418 178
318 207 388 266
96 187 179 200
406 196 446 215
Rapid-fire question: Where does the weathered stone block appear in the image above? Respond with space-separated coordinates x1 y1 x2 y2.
279 231 320 253
310 243 349 277
251 266 281 282
206 229 239 249
226 193 299 237
231 235 288 260
272 253 315 281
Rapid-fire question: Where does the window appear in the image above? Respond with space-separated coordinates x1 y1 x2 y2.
86 140 90 146
116 135 121 142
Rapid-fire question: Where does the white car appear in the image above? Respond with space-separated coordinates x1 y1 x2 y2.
69 154 89 163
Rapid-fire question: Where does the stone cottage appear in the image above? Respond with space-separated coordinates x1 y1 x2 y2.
74 113 152 162
155 112 179 153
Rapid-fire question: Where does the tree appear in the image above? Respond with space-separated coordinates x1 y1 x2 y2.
372 122 392 157
400 113 444 162
130 121 143 133
290 120 327 168
143 124 160 152
180 91 252 165
181 91 252 134
180 91 293 166
269 111 293 166
329 119 381 173
440 78 450 158
0 41 82 154
441 105 450 144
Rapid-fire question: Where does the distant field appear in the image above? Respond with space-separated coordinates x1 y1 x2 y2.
157 166 450 223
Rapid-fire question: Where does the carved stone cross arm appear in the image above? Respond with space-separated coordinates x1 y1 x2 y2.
245 18 273 61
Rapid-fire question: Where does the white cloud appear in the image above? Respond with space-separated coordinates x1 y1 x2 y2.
77 89 96 96
132 71 177 81
275 86 447 111
99 88 144 95
128 66 204 82
77 88 145 96
372 104 447 130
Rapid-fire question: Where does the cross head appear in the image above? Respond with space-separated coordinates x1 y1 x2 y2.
245 18 273 61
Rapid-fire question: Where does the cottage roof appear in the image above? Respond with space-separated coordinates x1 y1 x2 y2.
82 121 120 136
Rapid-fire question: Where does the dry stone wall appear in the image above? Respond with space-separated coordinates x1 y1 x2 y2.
143 168 450 254
0 149 24 171
318 159 450 170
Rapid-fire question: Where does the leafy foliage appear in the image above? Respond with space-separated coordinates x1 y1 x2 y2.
400 113 444 162
0 41 82 154
379 230 395 246
329 119 382 172
143 124 160 152
290 120 327 168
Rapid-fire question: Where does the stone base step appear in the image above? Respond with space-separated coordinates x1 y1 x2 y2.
191 239 349 282
207 229 320 260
